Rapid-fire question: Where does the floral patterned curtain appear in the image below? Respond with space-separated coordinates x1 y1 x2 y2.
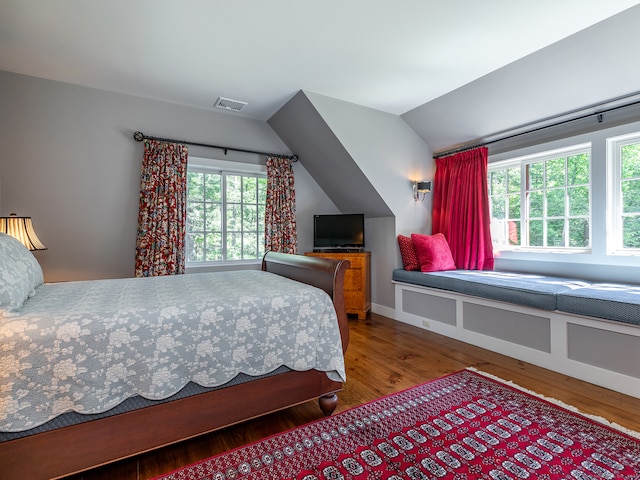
264 157 297 253
134 139 188 277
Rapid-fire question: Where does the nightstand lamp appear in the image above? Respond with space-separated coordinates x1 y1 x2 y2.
0 213 47 251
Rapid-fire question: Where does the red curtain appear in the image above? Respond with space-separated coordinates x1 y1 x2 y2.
135 139 188 277
432 147 494 270
264 157 297 254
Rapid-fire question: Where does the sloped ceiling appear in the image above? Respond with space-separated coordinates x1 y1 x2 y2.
403 4 640 154
1 1 638 131
269 91 393 218
3 2 640 214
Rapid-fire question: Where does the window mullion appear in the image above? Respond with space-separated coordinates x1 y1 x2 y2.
221 173 227 262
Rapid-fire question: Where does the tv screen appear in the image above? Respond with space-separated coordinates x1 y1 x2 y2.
313 214 365 249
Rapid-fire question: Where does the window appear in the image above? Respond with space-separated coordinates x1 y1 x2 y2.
489 144 591 251
186 162 267 264
608 132 640 252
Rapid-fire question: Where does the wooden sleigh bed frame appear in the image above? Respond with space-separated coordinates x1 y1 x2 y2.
0 252 351 480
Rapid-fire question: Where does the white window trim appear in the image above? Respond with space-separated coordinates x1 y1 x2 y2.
186 156 267 267
488 143 592 253
606 132 640 256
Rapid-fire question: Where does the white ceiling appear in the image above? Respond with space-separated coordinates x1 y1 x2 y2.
2 0 639 121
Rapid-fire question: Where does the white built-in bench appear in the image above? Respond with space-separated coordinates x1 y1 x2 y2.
392 269 640 399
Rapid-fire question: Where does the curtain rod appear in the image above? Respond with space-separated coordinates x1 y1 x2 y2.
132 131 298 161
432 92 640 159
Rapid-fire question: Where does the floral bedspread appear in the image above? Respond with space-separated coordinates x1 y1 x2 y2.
0 270 346 432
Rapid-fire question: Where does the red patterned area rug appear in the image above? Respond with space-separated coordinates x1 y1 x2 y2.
154 369 640 480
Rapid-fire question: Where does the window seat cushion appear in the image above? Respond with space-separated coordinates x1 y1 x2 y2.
392 269 589 311
556 283 640 326
393 269 640 324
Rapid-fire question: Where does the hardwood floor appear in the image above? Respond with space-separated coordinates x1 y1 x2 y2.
67 312 640 480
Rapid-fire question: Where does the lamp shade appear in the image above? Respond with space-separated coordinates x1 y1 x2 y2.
416 181 431 192
0 214 47 251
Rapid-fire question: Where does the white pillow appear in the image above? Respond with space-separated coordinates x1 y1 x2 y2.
0 232 44 314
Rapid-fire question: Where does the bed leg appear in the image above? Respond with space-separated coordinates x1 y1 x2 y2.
318 393 338 416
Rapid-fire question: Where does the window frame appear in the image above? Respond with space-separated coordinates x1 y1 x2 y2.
488 143 592 253
607 131 640 255
186 157 267 266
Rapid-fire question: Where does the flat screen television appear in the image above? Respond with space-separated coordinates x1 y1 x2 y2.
313 213 365 250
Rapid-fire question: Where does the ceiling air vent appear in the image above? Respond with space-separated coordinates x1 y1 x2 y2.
214 97 248 112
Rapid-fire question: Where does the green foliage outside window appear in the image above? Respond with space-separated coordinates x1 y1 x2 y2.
186 170 267 263
489 148 591 249
621 143 640 248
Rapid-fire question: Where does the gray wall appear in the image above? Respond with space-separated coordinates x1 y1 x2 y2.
0 71 337 282
271 91 434 310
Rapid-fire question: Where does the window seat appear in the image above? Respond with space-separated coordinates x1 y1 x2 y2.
392 269 640 326
392 269 640 399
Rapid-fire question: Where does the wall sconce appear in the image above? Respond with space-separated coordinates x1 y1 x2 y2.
412 181 431 202
0 213 47 251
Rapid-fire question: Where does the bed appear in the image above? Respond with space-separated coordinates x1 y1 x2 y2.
0 232 350 480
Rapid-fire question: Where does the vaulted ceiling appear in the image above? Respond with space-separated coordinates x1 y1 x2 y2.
2 1 640 153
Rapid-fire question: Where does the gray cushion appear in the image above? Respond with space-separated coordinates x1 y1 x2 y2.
557 283 640 326
393 269 588 311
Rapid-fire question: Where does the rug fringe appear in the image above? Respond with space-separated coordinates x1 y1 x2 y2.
465 367 640 440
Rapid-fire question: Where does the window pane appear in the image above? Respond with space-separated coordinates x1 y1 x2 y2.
226 203 242 231
621 143 640 178
623 215 640 248
507 194 520 218
568 186 589 216
567 153 589 185
490 146 589 251
205 233 222 261
546 189 565 217
491 170 506 195
243 204 257 228
186 233 204 262
226 233 242 260
528 162 544 190
205 204 222 232
546 157 565 188
546 219 565 247
187 165 266 263
507 167 521 193
622 179 640 213
188 172 204 198
258 178 268 203
187 202 204 232
205 174 221 202
508 220 520 245
243 233 258 258
528 220 543 246
242 177 258 203
569 218 589 248
528 191 544 218
490 220 506 246
226 175 242 203
491 198 505 219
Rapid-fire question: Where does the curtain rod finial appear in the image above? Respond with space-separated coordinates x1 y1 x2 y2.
133 131 144 142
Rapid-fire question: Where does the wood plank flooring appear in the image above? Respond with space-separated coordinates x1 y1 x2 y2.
66 313 640 480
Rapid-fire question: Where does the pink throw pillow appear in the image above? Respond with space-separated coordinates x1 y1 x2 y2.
397 235 419 271
411 233 456 272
